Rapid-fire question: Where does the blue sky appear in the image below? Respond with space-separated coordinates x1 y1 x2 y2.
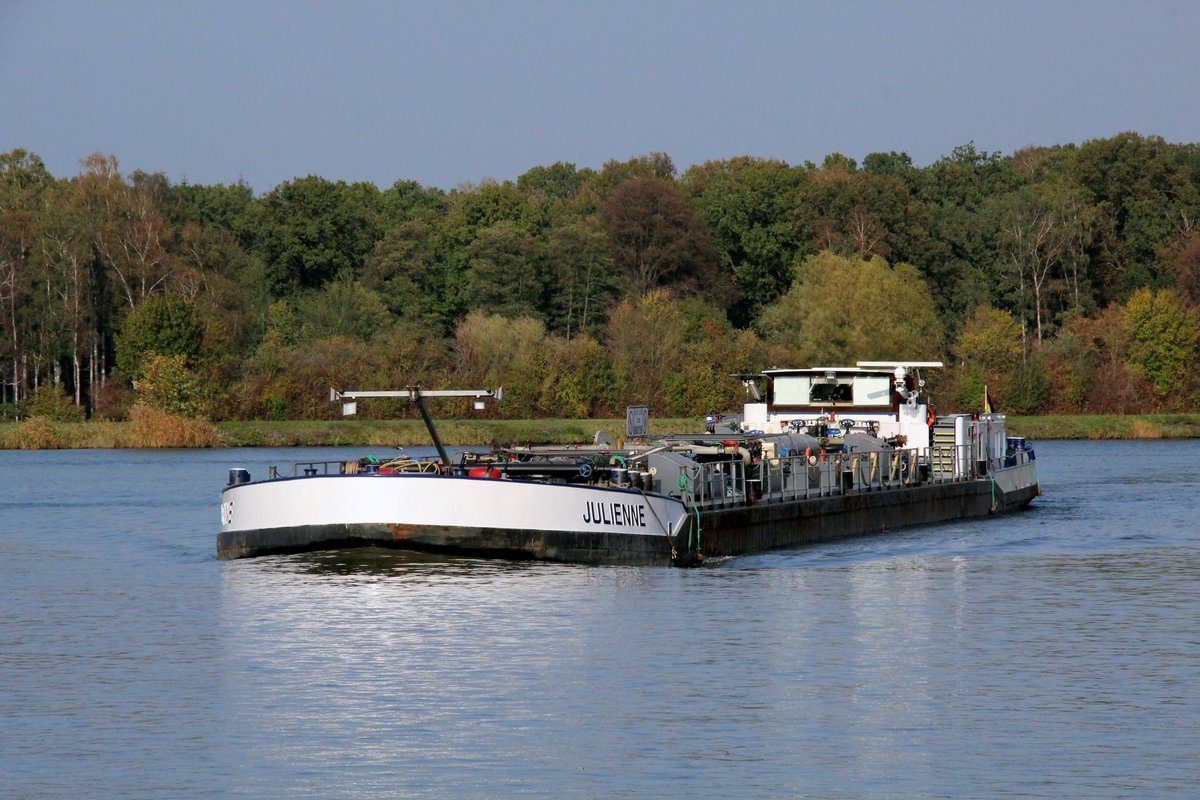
2 0 1197 193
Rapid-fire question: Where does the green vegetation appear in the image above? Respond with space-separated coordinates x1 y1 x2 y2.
3 134 1200 440
0 417 703 449
4 414 1198 450
1007 414 1200 440
4 414 1199 450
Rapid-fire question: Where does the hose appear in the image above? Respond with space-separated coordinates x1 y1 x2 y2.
678 473 702 556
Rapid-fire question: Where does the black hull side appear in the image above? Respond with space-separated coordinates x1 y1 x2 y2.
217 478 1038 565
217 524 677 565
694 478 1039 559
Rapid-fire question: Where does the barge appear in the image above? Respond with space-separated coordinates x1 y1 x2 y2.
217 363 1039 565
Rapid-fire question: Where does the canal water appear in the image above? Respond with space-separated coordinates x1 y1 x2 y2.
1 440 1197 798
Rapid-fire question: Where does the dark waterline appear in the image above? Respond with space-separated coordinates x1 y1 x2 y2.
1 441 1197 798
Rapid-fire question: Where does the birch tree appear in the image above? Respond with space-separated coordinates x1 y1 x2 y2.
0 149 54 402
992 182 1092 351
77 154 174 310
38 187 95 405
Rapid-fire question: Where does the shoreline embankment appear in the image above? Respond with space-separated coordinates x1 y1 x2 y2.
2 413 1200 450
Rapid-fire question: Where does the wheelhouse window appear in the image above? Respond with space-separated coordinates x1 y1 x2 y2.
772 376 810 405
852 376 891 405
771 372 894 408
809 382 852 403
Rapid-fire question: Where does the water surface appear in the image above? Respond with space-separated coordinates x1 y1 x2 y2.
1 441 1197 798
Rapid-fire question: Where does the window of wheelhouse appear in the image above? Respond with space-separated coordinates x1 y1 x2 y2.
771 375 810 406
809 380 852 403
853 375 891 405
771 374 854 406
770 373 893 408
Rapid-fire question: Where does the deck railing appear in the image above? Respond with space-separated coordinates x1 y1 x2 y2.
276 441 1002 512
688 444 985 509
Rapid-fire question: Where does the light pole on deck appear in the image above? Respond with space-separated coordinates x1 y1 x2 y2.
330 386 503 468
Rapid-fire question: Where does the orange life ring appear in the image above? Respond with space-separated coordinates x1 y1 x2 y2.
926 405 936 428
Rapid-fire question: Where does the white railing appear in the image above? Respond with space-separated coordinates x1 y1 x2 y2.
687 444 984 509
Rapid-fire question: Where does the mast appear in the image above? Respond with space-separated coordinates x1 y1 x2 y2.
330 386 503 468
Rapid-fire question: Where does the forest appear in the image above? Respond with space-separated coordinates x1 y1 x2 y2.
2 132 1200 425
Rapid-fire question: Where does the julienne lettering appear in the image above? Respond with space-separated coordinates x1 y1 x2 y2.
582 501 647 527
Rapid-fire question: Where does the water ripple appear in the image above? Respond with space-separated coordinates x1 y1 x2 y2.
1 441 1198 798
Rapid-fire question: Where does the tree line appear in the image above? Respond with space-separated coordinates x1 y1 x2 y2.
3 132 1200 424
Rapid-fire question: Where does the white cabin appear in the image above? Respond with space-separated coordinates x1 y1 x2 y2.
740 361 943 450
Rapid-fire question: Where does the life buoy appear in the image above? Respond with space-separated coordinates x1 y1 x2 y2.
926 404 936 428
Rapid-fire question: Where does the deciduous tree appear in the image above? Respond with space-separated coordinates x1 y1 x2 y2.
362 215 451 332
756 252 943 366
0 149 54 402
545 222 619 339
1123 287 1200 403
116 294 203 380
294 276 393 343
600 178 724 303
683 157 806 326
604 290 688 410
77 154 176 309
462 221 544 319
990 181 1093 348
253 176 383 296
37 185 96 405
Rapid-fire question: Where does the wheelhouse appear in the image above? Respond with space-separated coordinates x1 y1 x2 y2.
740 361 943 449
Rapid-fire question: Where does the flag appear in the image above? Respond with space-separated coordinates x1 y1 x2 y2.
983 384 994 414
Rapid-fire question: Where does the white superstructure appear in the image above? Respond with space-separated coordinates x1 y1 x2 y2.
740 361 943 450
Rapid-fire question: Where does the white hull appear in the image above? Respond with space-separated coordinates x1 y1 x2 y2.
219 473 690 562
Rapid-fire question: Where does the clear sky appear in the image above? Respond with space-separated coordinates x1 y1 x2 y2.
2 0 1197 194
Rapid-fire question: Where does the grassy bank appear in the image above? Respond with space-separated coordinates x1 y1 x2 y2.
0 417 703 449
2 414 1199 449
213 418 704 448
1005 414 1200 440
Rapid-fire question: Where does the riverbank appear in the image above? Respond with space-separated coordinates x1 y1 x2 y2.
2 413 1199 449
0 417 701 450
1006 413 1200 440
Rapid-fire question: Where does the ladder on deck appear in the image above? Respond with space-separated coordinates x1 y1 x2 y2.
930 418 958 478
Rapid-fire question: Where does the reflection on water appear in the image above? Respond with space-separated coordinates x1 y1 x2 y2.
213 543 1200 799
2 442 1199 798
259 546 541 577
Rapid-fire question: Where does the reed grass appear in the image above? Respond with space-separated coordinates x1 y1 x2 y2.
129 406 226 448
7 416 63 449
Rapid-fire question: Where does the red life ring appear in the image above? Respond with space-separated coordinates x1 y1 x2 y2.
926 405 936 428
